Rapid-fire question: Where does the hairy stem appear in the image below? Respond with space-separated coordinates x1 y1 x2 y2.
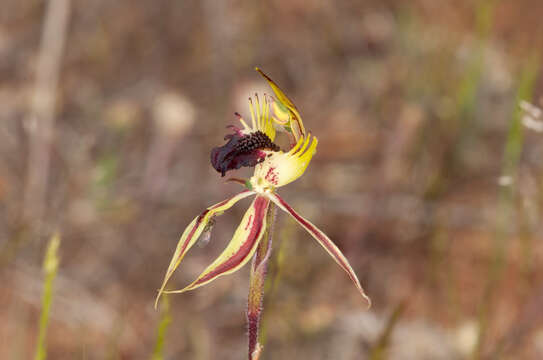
247 202 276 360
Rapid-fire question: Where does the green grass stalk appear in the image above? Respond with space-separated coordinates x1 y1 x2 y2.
369 301 407 360
34 233 60 360
151 295 172 360
424 0 498 328
472 54 540 360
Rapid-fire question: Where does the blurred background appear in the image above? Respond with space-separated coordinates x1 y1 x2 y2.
1 0 543 359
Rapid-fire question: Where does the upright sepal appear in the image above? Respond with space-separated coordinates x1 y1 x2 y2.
268 192 371 307
155 190 255 307
255 67 306 141
164 196 270 294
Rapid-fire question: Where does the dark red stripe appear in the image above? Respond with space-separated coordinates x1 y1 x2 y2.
194 196 269 285
245 215 253 230
274 194 350 271
275 194 368 304
174 191 252 267
175 210 209 263
208 190 250 210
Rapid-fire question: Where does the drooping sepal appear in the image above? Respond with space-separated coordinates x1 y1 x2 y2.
268 192 371 307
164 195 270 294
155 190 255 307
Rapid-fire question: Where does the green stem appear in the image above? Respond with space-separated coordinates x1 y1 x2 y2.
150 295 172 360
472 54 540 360
34 233 60 360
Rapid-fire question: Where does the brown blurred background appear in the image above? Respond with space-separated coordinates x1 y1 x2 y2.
1 0 543 359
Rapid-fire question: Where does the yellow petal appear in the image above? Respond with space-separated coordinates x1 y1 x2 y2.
248 95 276 141
256 67 305 141
271 101 290 125
155 190 255 307
251 135 318 189
268 192 371 307
164 195 270 294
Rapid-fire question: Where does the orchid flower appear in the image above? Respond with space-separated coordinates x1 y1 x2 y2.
156 68 370 358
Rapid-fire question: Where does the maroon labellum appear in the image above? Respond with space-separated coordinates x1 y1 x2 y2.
210 128 280 176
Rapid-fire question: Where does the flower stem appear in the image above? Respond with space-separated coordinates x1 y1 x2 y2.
247 202 276 360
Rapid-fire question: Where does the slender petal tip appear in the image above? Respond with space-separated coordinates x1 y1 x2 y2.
155 191 255 307
162 196 270 294
268 192 372 308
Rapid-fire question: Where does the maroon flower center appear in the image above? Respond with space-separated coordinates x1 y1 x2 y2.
210 130 280 176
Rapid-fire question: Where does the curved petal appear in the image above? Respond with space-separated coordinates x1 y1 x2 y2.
164 195 270 294
268 192 371 308
256 67 305 141
251 134 318 189
155 190 255 307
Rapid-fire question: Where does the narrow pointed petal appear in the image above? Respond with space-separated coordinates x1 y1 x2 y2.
268 193 371 307
255 67 306 141
155 190 255 307
165 196 270 294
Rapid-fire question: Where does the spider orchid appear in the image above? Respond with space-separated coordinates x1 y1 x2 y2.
156 68 370 358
